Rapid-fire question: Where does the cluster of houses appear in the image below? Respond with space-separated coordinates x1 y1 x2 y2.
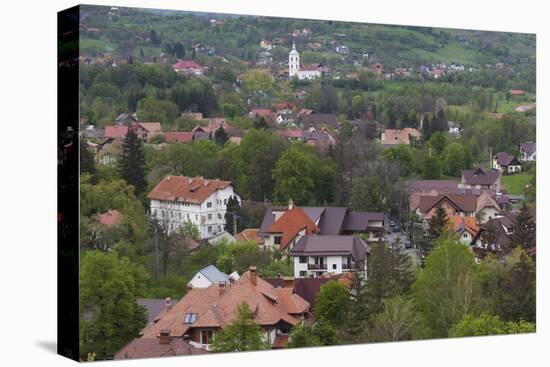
492 141 536 174
116 262 355 359
407 162 534 255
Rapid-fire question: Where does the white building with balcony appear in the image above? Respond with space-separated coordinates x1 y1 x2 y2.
289 235 370 278
147 175 240 239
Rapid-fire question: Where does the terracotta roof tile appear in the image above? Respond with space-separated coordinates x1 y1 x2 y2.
266 206 319 251
164 132 194 143
147 175 233 204
235 229 265 245
114 338 208 360
96 209 123 227
140 270 310 342
104 125 128 138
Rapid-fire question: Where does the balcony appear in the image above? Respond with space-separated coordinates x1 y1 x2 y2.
308 263 327 270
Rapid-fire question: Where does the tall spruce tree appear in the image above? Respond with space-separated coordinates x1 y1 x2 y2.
224 195 242 235
389 240 415 295
341 268 369 343
119 129 147 195
510 204 536 251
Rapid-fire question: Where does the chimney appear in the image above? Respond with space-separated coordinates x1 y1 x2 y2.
288 199 294 210
249 266 257 286
165 297 172 310
218 281 227 295
283 276 294 288
159 330 170 345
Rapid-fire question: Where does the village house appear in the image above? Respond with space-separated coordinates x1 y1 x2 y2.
449 216 479 245
258 201 385 252
260 38 273 50
459 167 501 193
172 60 204 77
147 176 241 239
380 128 421 146
288 43 321 80
187 264 231 289
520 141 536 162
300 113 339 130
473 215 516 253
416 191 500 224
164 131 194 143
290 235 370 278
120 267 310 354
134 122 162 142
406 180 459 213
493 152 522 174
115 112 137 126
104 125 128 139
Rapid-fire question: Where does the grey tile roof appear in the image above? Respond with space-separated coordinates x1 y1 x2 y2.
342 212 385 232
137 298 175 323
289 235 370 262
462 167 501 185
521 142 536 156
199 264 229 283
317 207 348 235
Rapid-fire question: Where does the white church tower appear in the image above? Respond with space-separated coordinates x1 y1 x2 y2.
289 42 300 78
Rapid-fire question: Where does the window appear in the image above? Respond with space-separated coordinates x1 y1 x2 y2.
299 271 307 277
217 226 222 232
207 202 212 208
463 233 468 238
274 236 282 245
224 199 227 205
187 213 190 220
299 256 307 264
217 213 222 219
183 313 197 324
201 330 214 344
153 209 157 217
208 226 212 233
332 264 337 270
208 214 212 220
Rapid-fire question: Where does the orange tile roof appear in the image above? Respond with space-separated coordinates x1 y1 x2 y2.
266 206 319 251
147 176 233 204
96 209 123 227
235 229 265 245
449 216 479 236
114 338 208 360
140 270 310 339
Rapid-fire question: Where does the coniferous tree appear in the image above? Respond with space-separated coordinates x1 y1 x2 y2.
214 126 229 147
427 206 449 242
389 240 415 295
365 243 394 314
224 195 242 235
119 129 147 195
510 204 536 252
341 269 369 343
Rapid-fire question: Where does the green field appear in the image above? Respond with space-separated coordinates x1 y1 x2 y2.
501 172 532 195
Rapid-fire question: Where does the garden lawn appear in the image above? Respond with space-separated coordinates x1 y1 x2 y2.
501 172 532 195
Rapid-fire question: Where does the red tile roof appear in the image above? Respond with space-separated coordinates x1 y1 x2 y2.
509 89 526 95
272 334 289 348
449 216 479 236
164 132 194 143
97 209 123 227
140 270 310 340
104 125 128 138
147 176 233 204
172 60 203 70
267 206 319 251
114 338 208 360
